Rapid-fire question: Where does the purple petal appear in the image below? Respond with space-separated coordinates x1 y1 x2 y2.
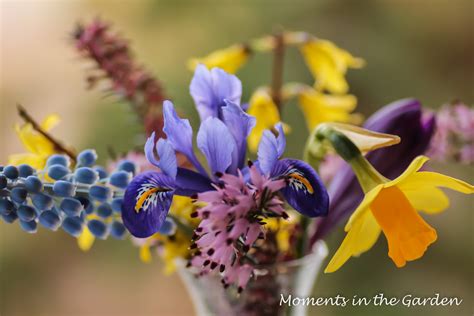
144 132 160 168
156 139 177 179
163 100 207 175
257 123 285 175
312 98 436 242
190 65 242 121
197 117 237 174
222 100 256 169
122 171 175 238
272 159 329 217
174 167 214 196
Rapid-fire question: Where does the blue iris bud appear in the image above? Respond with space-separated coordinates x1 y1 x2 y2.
93 166 108 179
31 193 54 211
3 165 19 179
17 205 37 221
109 171 131 189
53 180 76 197
158 217 177 236
97 203 113 218
0 174 7 189
25 176 43 193
0 198 14 215
110 221 127 239
77 149 98 167
87 219 108 239
117 160 137 176
74 167 98 184
89 185 112 202
111 198 123 213
1 211 18 223
46 154 70 168
60 197 84 217
18 164 34 178
11 187 28 203
19 219 37 233
38 210 62 231
62 216 84 237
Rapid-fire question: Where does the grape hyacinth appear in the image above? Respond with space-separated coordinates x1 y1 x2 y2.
0 150 132 241
189 164 287 291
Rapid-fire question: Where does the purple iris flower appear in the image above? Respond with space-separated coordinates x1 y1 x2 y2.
310 98 436 243
122 66 329 238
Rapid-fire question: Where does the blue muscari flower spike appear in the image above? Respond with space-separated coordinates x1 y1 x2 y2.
122 66 329 238
0 150 130 243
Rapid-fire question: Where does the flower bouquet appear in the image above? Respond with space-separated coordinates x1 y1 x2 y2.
1 19 472 316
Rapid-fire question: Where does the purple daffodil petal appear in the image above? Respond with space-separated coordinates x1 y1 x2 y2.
190 65 242 121
222 100 256 169
272 159 329 217
174 167 214 196
144 132 160 168
156 139 177 179
122 171 176 238
197 117 237 175
163 100 207 176
257 123 285 175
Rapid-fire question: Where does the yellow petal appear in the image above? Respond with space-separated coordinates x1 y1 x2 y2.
385 156 430 187
325 210 380 273
187 44 250 74
371 186 437 268
300 39 364 94
77 227 95 252
41 114 60 131
139 244 153 263
322 122 400 154
400 185 450 214
298 89 358 131
247 89 283 152
402 171 474 194
8 153 46 170
345 184 383 231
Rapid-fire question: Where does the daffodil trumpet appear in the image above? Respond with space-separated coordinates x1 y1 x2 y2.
314 123 474 273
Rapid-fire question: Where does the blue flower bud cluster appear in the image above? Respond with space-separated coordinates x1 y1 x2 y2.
0 150 136 241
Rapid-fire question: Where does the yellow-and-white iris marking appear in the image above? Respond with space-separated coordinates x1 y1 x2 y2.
135 182 171 213
286 168 314 194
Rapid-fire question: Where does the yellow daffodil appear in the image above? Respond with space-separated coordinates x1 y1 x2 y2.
77 226 96 251
265 214 298 253
187 44 250 74
325 155 473 273
300 39 364 94
247 88 290 152
298 88 360 131
8 114 60 169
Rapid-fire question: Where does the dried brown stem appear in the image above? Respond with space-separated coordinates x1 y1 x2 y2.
270 32 285 114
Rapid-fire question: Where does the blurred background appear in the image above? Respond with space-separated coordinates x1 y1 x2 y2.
1 0 472 315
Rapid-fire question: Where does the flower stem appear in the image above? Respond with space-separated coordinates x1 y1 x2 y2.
271 32 285 114
16 104 77 163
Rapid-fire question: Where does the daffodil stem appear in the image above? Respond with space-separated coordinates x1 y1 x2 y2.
16 104 77 163
167 214 194 238
271 32 285 114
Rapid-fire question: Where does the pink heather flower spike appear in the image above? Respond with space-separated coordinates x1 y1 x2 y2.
189 165 287 290
73 18 166 137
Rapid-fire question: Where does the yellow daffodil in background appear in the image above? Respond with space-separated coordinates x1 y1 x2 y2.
298 87 360 131
187 44 251 74
300 39 364 94
8 114 60 169
247 88 290 152
77 226 96 251
325 155 473 273
265 214 298 253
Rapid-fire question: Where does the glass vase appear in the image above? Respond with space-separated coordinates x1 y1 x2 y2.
177 241 328 316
